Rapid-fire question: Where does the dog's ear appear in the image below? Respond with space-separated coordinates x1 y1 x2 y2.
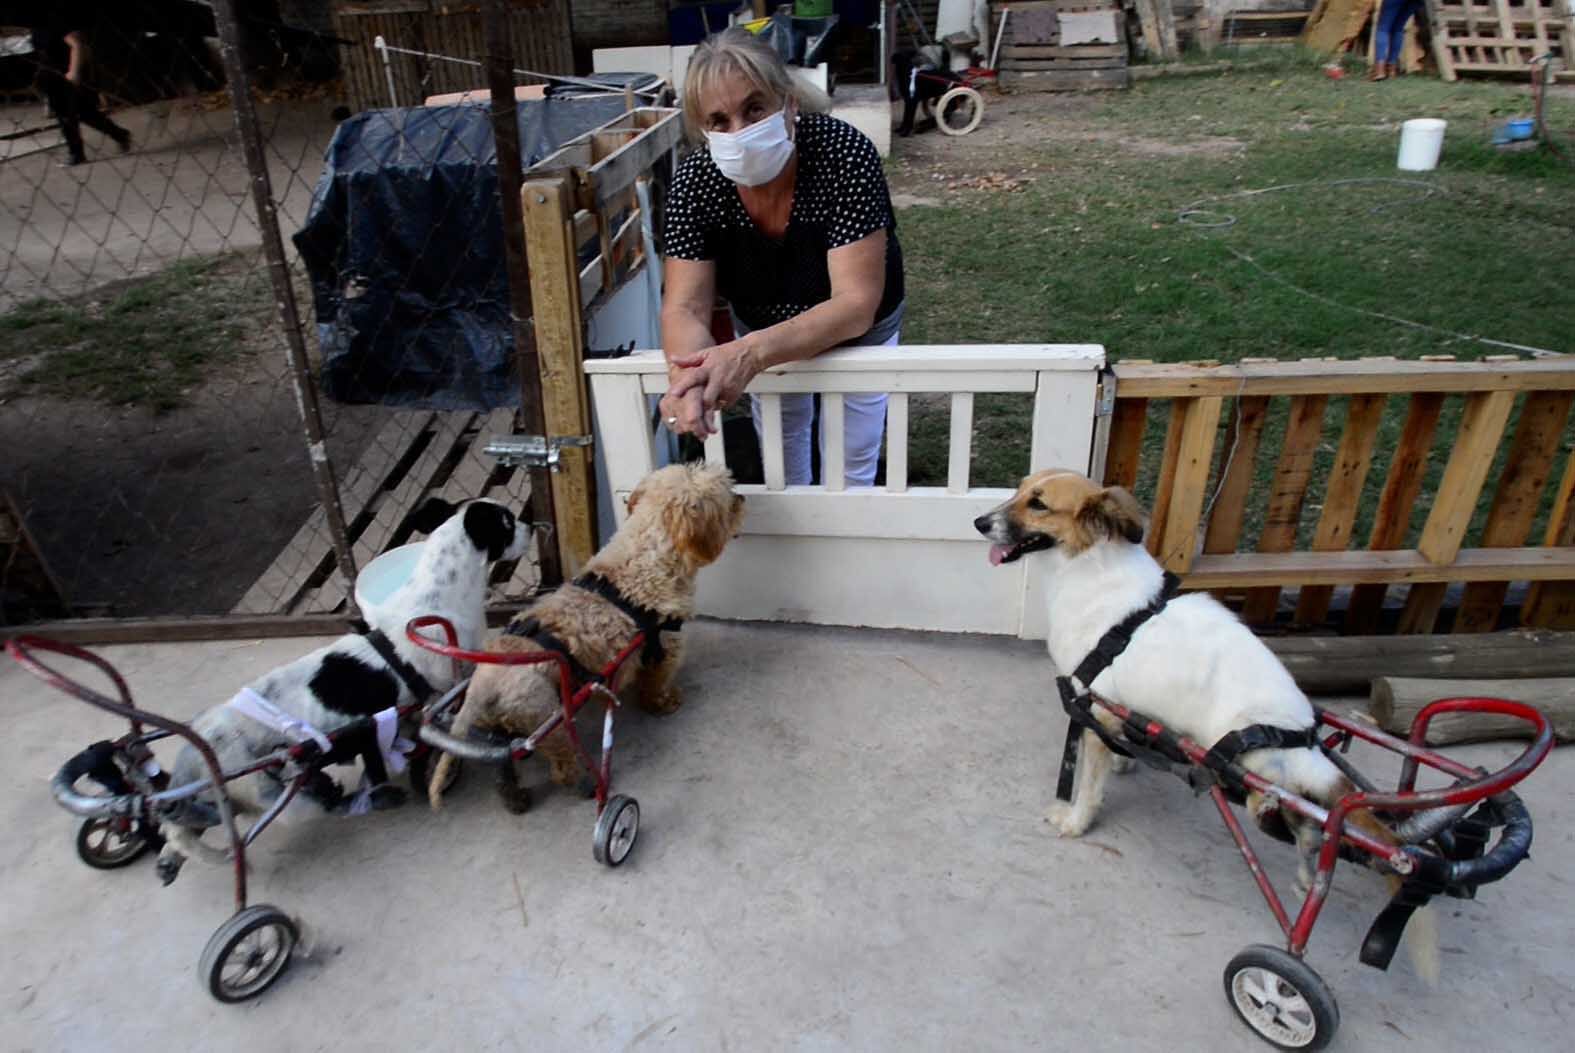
462 501 517 561
408 497 459 536
625 482 646 516
662 479 733 567
1080 486 1146 544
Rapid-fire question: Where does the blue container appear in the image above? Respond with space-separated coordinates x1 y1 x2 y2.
1507 118 1536 141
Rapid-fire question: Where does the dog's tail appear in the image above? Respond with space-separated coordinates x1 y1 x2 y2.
1333 778 1441 987
427 697 481 811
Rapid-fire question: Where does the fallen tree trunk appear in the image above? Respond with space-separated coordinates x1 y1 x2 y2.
1369 676 1575 745
1265 630 1575 695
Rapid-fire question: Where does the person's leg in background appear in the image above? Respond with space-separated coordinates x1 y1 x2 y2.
751 392 815 485
75 85 131 152
1372 0 1408 79
820 327 901 488
37 71 86 164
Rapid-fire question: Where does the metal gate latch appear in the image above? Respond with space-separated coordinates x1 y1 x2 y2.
483 435 594 472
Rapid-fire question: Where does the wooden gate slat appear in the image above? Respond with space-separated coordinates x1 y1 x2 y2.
1454 390 1575 632
1103 397 1147 489
1144 399 1187 559
1295 394 1388 626
1157 396 1223 573
1241 395 1329 625
1201 394 1271 559
1344 393 1446 634
1522 447 1575 628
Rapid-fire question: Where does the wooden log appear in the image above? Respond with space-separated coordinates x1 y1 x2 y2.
1267 629 1575 695
1370 676 1575 744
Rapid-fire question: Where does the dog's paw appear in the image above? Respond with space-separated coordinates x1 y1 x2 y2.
640 686 684 716
575 774 598 800
1045 801 1091 838
497 784 532 815
369 784 408 811
1111 755 1137 775
155 853 185 887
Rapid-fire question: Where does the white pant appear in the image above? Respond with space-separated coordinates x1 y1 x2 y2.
749 326 901 488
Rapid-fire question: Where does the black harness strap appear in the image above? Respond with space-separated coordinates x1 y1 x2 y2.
504 618 602 685
572 572 684 667
1203 724 1321 773
1054 573 1182 802
365 628 435 702
502 574 684 687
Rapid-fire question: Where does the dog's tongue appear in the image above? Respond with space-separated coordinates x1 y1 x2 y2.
989 544 1010 567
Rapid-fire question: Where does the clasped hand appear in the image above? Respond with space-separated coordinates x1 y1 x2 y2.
658 340 758 439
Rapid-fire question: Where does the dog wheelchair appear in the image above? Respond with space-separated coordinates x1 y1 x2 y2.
405 613 648 868
1058 689 1551 1051
6 633 461 1004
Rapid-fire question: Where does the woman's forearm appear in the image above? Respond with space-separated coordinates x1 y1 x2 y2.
661 304 716 376
739 290 879 373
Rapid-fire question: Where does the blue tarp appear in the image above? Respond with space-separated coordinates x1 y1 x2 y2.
293 97 628 410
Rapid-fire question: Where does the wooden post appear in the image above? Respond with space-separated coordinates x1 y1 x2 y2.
522 175 599 575
1102 397 1148 489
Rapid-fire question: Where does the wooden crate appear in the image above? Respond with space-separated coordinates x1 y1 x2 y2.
991 0 1130 91
1430 0 1574 81
332 0 574 113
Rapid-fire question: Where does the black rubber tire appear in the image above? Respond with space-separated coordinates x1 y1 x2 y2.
75 815 152 870
200 905 298 1004
592 794 639 867
1223 945 1340 1051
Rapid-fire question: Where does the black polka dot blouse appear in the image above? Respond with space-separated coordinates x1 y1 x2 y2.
664 112 905 335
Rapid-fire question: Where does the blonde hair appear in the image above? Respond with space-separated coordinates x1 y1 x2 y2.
681 27 831 141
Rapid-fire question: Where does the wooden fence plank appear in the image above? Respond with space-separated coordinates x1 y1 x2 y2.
1201 395 1271 560
1523 450 1575 628
1418 389 1517 565
1158 396 1224 573
1295 394 1388 625
1242 395 1329 625
1183 547 1575 588
1145 400 1187 559
1345 393 1446 634
1113 358 1575 398
1454 390 1575 632
1103 397 1147 489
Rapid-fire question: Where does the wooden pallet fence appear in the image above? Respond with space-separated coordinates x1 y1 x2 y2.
991 0 1132 91
1220 9 1314 47
1430 0 1574 81
1101 357 1575 634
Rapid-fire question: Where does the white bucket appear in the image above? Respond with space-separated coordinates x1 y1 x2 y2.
354 542 424 622
1397 118 1446 172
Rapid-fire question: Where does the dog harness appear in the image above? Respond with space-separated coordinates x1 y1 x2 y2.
1052 572 1318 801
504 573 683 684
365 628 435 702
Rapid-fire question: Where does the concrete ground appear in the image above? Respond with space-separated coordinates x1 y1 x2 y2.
3 621 1572 1051
0 97 334 308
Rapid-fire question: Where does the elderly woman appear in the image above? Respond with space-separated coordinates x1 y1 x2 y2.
659 28 905 487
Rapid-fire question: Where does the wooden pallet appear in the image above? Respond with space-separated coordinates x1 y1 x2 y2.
1431 0 1573 80
233 409 539 617
991 0 1130 91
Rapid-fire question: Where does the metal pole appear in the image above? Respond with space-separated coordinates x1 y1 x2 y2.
482 0 564 590
374 34 399 107
210 0 360 607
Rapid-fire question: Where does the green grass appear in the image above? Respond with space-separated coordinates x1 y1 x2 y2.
892 66 1575 542
0 255 270 413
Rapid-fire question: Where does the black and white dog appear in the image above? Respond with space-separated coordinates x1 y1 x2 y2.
154 497 528 884
893 49 967 137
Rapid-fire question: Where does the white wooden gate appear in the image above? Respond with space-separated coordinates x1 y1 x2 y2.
585 345 1105 638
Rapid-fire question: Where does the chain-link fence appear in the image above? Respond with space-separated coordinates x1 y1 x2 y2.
1 0 587 630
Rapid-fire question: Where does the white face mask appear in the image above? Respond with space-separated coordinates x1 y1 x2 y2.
705 108 794 187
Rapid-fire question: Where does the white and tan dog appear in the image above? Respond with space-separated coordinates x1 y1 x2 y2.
974 469 1395 881
155 497 528 883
